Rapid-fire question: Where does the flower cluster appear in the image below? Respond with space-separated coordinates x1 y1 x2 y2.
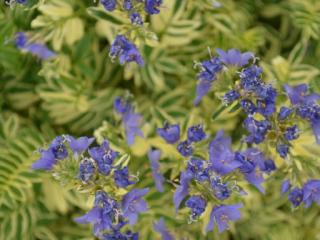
282 179 320 208
194 49 320 161
32 136 149 239
15 32 56 60
109 35 145 66
104 0 163 66
189 48 320 230
101 0 163 23
158 125 276 232
194 49 254 105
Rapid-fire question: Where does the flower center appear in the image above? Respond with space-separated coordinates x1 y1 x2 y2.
220 214 229 222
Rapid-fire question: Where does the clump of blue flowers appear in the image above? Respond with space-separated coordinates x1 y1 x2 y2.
32 135 149 239
101 0 164 66
158 124 249 232
109 35 144 66
151 48 320 233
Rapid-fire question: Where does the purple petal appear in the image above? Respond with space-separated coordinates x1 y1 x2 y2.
304 93 320 104
148 149 164 191
31 149 56 170
227 49 241 65
122 188 149 212
216 48 228 62
244 170 265 193
126 212 138 225
194 79 213 105
206 207 216 232
74 207 101 224
173 171 192 211
283 84 308 105
124 112 143 145
68 136 94 155
148 149 161 165
25 43 56 60
311 120 320 144
281 179 291 194
154 218 174 240
239 52 254 66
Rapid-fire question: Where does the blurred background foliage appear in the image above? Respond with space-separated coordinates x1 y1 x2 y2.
1 0 320 239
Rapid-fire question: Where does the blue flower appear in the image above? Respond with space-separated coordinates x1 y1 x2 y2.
186 195 207 219
75 191 119 236
234 151 255 173
123 112 144 146
15 32 56 60
88 140 118 175
114 97 143 146
154 218 174 240
223 90 241 104
276 144 289 158
173 171 193 211
194 79 213 106
259 159 276 173
101 0 116 11
206 204 242 233
243 117 271 144
66 136 94 156
32 149 56 170
79 158 95 182
32 136 68 170
110 35 144 66
15 32 27 48
288 187 303 208
130 12 143 25
281 180 291 194
123 0 133 10
148 149 165 192
278 106 293 120
256 84 277 101
216 48 253 67
244 168 265 193
157 123 180 144
211 177 231 200
114 167 134 188
240 99 257 115
303 180 320 208
50 136 68 159
284 84 310 106
194 57 223 105
257 100 276 117
122 188 149 225
235 148 266 193
239 65 262 91
284 84 320 143
177 140 193 157
187 124 206 142
144 0 163 15
114 97 131 115
187 158 210 182
197 57 223 82
284 125 299 141
209 130 241 175
255 84 277 116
